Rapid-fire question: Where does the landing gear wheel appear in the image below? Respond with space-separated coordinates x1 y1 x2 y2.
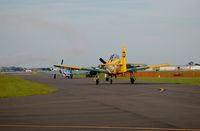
66 76 69 79
96 78 99 85
106 77 109 81
70 74 73 79
95 75 100 85
110 79 113 84
130 78 135 84
53 74 56 79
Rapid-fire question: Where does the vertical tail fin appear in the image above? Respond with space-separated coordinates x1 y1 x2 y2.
121 47 127 72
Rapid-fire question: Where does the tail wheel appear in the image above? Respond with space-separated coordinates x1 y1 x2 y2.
110 79 113 84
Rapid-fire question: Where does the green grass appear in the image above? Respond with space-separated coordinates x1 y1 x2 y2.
0 74 57 98
73 73 87 78
114 76 200 86
73 73 200 86
136 77 200 86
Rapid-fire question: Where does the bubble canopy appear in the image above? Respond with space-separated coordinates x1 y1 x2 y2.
109 54 120 61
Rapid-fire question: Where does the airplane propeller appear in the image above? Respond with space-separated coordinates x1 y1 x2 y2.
61 59 64 65
59 59 64 74
99 58 106 64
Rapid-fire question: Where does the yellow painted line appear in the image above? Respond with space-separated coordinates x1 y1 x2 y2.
0 124 199 131
133 87 166 97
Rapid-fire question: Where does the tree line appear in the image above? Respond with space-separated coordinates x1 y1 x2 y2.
0 66 51 72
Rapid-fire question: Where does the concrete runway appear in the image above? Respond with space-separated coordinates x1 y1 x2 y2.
0 73 200 131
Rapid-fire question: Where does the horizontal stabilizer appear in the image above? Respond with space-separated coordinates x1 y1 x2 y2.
148 64 170 69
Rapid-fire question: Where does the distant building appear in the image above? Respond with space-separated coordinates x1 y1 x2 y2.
146 65 200 71
25 70 32 72
191 66 200 70
160 66 177 71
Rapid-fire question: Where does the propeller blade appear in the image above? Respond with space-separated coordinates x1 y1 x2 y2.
59 69 62 74
61 59 64 65
99 58 106 64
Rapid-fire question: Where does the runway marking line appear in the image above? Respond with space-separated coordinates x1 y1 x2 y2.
0 124 199 131
133 87 166 97
159 88 166 92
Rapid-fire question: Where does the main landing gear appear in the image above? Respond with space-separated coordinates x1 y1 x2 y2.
130 72 136 84
95 74 113 85
95 75 99 85
110 76 113 84
95 73 136 85
105 74 113 84
53 74 56 79
130 77 135 84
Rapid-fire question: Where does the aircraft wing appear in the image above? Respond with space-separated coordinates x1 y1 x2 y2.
54 64 108 73
148 64 170 69
54 64 81 70
127 66 149 72
127 63 170 72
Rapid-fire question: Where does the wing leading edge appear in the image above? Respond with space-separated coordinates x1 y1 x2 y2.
54 63 170 74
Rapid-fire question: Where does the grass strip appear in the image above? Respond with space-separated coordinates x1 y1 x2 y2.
137 77 200 86
67 73 200 86
0 74 56 98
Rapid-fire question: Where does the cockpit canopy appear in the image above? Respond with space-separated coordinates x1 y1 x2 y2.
109 54 120 61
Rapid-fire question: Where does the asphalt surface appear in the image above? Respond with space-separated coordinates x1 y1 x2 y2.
0 73 200 131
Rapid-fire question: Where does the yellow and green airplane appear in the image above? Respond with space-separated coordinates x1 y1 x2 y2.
54 47 169 85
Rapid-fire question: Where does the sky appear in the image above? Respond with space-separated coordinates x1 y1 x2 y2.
0 0 200 67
